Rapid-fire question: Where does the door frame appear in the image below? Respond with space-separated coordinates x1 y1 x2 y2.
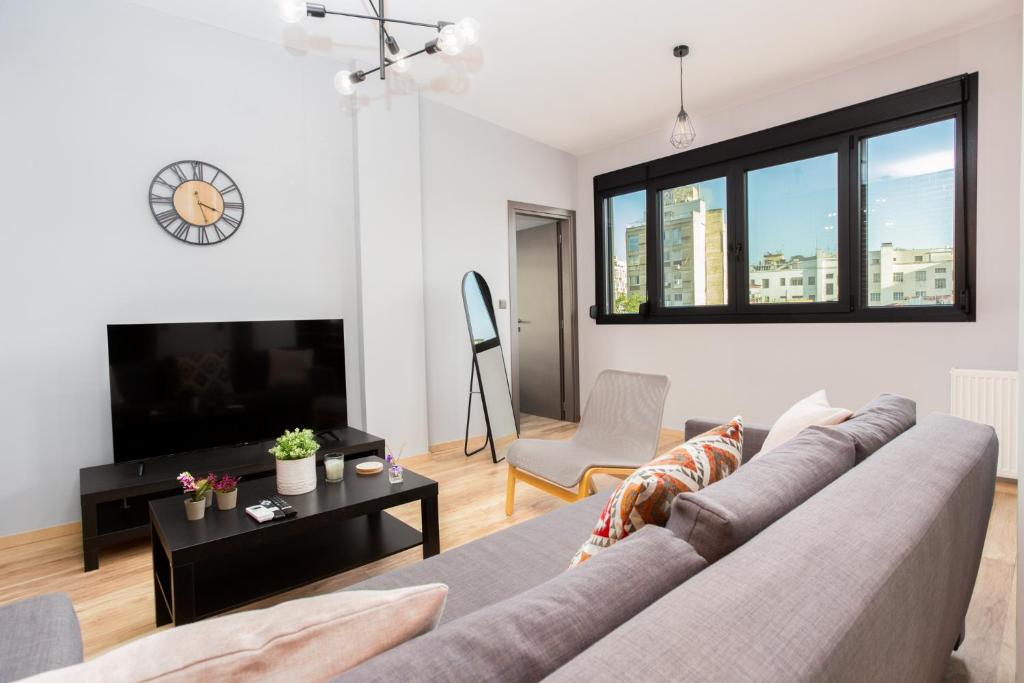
507 201 580 424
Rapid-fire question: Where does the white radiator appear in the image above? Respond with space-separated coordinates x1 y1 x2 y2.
949 369 1018 479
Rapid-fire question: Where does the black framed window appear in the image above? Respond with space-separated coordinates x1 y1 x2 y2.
593 73 977 324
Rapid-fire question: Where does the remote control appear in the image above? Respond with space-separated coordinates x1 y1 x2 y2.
245 505 275 523
259 495 297 519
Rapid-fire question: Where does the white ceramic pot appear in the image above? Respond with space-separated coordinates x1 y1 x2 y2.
276 455 317 495
203 489 213 508
215 489 238 511
184 498 206 521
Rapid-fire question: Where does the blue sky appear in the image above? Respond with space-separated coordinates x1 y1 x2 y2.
608 118 955 264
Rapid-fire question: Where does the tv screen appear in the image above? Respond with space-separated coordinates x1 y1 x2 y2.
107 319 347 463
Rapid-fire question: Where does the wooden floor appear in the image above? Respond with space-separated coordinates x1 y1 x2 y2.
0 415 1016 681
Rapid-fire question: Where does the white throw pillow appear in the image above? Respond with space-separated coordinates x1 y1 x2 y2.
25 584 448 683
754 390 852 458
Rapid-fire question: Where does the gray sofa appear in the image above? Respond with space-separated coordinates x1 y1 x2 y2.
337 398 996 682
0 396 998 683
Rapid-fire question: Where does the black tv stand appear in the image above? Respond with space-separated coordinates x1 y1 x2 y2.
78 427 385 572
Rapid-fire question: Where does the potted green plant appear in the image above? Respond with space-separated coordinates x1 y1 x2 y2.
210 473 241 510
269 428 319 495
177 471 211 521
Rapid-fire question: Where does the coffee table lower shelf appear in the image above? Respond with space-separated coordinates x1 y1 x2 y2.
153 512 423 626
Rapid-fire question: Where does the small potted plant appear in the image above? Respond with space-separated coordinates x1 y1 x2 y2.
269 428 319 495
210 473 241 510
201 474 214 508
177 471 211 521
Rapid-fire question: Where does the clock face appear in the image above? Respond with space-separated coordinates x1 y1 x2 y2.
149 161 244 245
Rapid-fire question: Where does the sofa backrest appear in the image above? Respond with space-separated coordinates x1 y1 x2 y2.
545 414 997 682
684 417 770 462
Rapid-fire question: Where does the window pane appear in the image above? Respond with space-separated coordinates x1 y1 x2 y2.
747 153 839 304
862 119 955 307
603 190 647 313
659 177 728 307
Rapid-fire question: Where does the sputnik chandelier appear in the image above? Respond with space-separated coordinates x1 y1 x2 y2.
278 0 480 94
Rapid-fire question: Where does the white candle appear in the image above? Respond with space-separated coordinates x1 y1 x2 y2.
325 458 344 481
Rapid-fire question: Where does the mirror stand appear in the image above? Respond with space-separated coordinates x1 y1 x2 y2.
463 357 492 458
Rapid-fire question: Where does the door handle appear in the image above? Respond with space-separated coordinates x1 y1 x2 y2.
517 319 530 324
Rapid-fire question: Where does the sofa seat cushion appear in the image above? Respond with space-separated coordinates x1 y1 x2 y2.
832 393 916 463
546 414 997 682
345 493 606 623
0 594 82 683
334 526 706 683
570 417 743 566
667 425 855 562
25 586 448 683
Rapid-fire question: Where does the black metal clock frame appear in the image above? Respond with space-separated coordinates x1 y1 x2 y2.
148 160 245 247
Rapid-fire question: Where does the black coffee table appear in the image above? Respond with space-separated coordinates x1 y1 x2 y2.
149 457 439 626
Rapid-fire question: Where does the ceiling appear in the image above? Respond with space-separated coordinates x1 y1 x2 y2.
126 0 1019 155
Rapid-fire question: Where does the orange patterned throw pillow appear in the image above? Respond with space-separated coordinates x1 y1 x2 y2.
570 417 744 567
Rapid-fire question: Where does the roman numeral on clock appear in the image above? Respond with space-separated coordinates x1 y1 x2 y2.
171 164 188 183
172 221 190 240
223 201 243 210
220 214 240 229
219 184 238 196
191 161 203 181
155 209 178 228
150 194 173 205
198 227 210 244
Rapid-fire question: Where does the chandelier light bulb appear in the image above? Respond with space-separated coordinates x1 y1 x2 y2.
437 24 465 55
389 49 411 73
456 17 480 45
278 0 306 23
334 70 356 95
670 109 696 149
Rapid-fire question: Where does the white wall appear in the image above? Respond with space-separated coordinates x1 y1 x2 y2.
355 88 429 456
419 99 577 444
576 19 1023 428
0 0 363 536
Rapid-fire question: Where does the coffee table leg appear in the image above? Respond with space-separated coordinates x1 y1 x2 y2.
152 530 171 627
421 494 440 558
171 563 196 626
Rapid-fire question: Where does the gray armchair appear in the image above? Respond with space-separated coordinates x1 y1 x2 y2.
505 370 670 515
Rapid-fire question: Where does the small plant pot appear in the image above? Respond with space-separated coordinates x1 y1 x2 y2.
184 498 206 521
215 489 238 511
203 489 213 508
276 455 317 495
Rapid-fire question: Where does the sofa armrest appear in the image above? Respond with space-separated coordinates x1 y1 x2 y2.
684 418 771 463
0 593 83 683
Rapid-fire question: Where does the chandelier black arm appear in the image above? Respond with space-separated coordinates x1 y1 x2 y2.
315 7 449 31
360 45 429 79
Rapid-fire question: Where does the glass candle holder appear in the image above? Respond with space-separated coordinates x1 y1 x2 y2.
388 464 404 484
324 454 345 483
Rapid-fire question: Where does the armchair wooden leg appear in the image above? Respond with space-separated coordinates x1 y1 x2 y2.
505 466 517 516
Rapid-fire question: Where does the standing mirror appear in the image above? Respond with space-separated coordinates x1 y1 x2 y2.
462 271 518 463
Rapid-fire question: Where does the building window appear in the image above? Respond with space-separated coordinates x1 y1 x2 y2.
659 177 728 308
747 153 838 305
862 118 957 308
602 190 647 314
595 74 975 324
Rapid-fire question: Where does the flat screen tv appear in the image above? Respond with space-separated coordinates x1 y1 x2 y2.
107 319 347 463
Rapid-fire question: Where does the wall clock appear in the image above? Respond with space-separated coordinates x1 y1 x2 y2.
148 161 244 245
